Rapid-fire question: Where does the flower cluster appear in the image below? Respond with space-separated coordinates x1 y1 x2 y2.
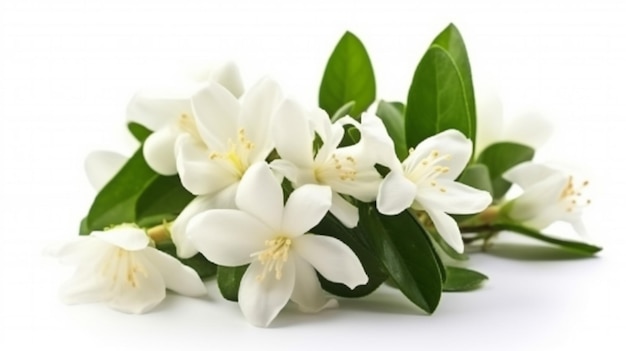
50 24 600 328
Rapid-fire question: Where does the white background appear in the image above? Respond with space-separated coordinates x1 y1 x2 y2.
1 0 625 350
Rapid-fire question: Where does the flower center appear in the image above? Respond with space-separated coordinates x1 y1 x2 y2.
252 236 292 281
406 149 451 192
560 176 591 213
208 128 255 178
314 153 357 184
177 113 203 143
101 248 148 289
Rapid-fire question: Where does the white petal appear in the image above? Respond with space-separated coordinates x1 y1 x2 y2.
46 236 109 265
503 111 553 149
290 255 338 313
269 159 301 184
314 122 345 164
106 254 167 314
502 161 561 190
282 184 332 236
329 192 359 228
240 78 282 162
236 162 283 231
416 180 492 214
360 113 402 170
126 94 191 131
92 228 149 251
143 126 178 175
171 196 216 259
507 174 567 221
59 264 112 305
407 129 472 179
377 171 416 215
84 151 127 191
238 258 296 327
141 248 206 296
187 209 272 266
568 216 588 237
426 210 464 253
176 135 239 195
191 83 240 151
209 61 245 98
294 234 368 289
273 99 314 168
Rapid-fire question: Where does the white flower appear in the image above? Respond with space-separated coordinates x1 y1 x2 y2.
475 91 553 153
47 225 206 314
187 163 368 327
270 100 382 228
375 129 493 253
84 151 127 191
502 161 590 236
127 62 244 175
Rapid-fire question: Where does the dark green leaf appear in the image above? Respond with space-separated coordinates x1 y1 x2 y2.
477 142 534 199
314 214 387 298
360 205 443 313
458 163 494 196
86 148 158 231
405 24 476 152
319 31 376 117
157 241 217 279
443 266 488 292
127 122 152 142
135 175 195 222
493 222 602 255
217 265 249 301
376 100 408 160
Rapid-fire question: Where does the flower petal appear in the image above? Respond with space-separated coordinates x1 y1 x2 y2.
407 129 472 179
502 161 561 190
507 174 567 221
282 184 332 236
176 134 239 195
426 210 464 253
46 236 109 265
126 94 191 131
238 258 296 327
269 159 301 184
141 248 206 296
143 126 178 175
59 264 112 305
188 209 272 266
329 192 359 228
290 255 338 313
273 99 314 168
416 180 492 215
236 162 283 231
92 227 149 251
208 61 244 98
191 83 240 151
376 171 416 215
84 151 127 191
240 78 282 162
359 113 402 170
106 254 167 314
294 234 367 289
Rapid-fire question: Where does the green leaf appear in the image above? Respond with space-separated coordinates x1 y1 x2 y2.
360 205 443 313
493 222 602 255
217 265 249 301
135 175 195 222
157 241 217 279
127 122 152 142
376 100 408 160
314 214 387 298
405 23 476 151
86 148 158 231
443 266 488 292
477 142 534 199
79 217 89 235
319 31 376 118
458 163 493 196
330 101 356 122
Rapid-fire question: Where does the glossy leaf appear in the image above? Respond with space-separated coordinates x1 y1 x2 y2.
360 205 443 313
135 175 195 222
127 122 152 142
315 213 387 298
458 163 494 196
376 100 408 160
443 266 488 292
493 222 602 255
319 31 376 117
217 265 249 301
405 24 476 151
477 142 534 199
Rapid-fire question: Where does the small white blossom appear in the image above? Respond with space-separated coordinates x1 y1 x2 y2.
502 161 590 236
188 163 368 327
47 225 206 314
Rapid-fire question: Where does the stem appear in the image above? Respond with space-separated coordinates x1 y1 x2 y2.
146 222 171 243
